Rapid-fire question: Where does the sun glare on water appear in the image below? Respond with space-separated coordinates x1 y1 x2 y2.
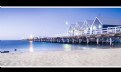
63 44 71 51
29 41 34 52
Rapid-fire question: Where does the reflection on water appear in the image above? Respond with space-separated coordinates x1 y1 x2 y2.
0 40 121 53
29 41 34 52
63 44 72 51
81 44 91 50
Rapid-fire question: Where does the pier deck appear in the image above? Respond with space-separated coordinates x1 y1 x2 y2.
29 26 121 45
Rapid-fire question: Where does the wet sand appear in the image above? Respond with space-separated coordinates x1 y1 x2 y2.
0 48 121 67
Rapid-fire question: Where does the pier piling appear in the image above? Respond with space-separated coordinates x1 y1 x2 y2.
97 38 99 45
110 37 112 46
86 38 89 44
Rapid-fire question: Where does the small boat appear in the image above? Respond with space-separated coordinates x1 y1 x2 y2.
14 49 17 51
1 51 9 53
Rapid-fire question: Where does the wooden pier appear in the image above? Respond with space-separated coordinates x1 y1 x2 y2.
28 26 121 46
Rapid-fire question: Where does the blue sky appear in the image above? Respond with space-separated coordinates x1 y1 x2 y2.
0 8 121 40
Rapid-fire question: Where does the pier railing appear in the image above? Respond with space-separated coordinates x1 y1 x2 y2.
85 26 121 35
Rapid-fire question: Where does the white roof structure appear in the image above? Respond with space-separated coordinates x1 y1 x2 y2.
81 20 93 30
96 17 121 25
86 20 93 27
68 24 77 31
76 22 84 30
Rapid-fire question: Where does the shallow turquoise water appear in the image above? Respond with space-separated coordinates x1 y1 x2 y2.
0 40 121 53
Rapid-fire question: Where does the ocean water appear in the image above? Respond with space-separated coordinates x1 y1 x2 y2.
0 40 121 53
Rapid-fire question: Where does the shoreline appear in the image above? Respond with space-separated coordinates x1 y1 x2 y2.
0 48 121 66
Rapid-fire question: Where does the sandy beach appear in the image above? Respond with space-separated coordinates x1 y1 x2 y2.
0 48 121 67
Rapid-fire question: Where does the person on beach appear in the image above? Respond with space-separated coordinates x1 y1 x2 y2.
14 49 17 51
